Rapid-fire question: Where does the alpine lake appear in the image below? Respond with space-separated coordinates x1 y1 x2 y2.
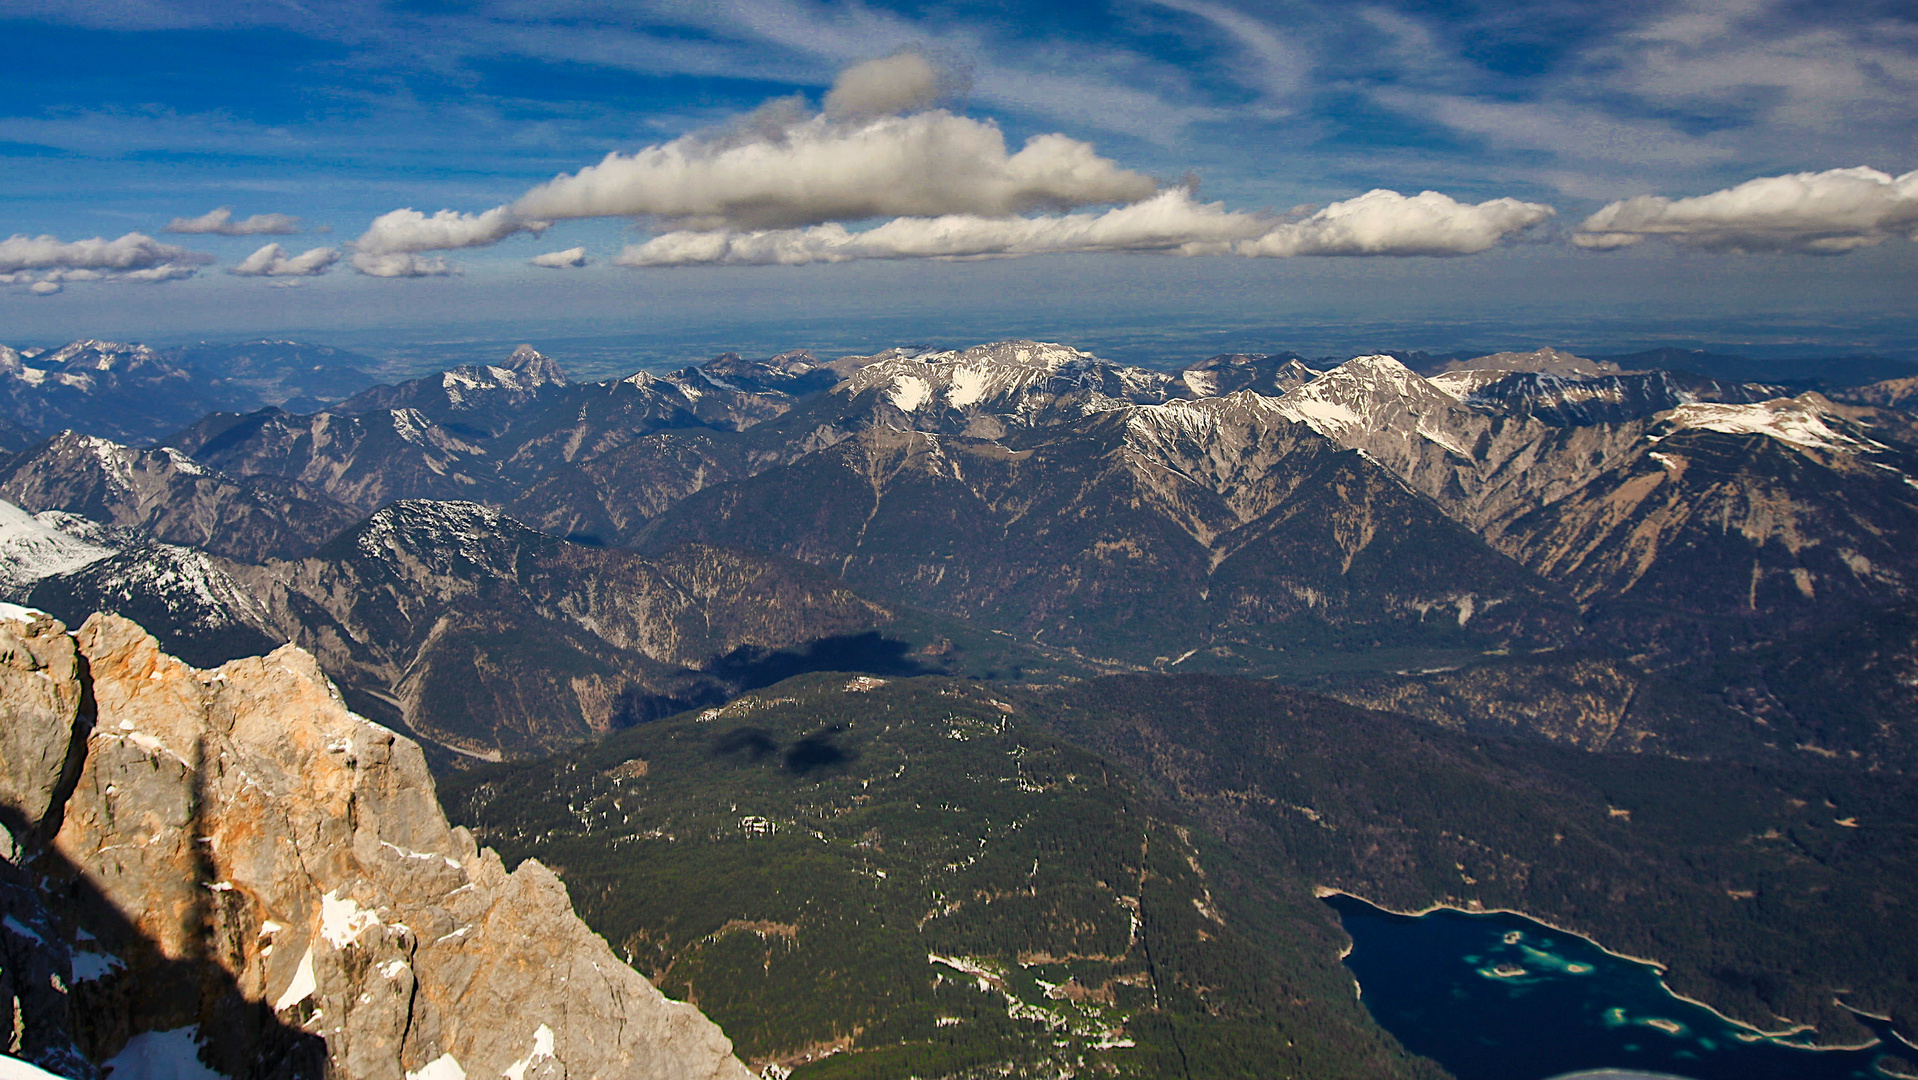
1324 893 1918 1080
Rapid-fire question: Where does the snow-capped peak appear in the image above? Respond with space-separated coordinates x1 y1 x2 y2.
1269 354 1482 459
1124 392 1291 445
43 340 158 371
843 339 1183 420
1657 394 1869 454
1276 356 1453 431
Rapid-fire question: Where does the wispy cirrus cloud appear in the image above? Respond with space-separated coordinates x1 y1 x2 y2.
1358 0 1917 198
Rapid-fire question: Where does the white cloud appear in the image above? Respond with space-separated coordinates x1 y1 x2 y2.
114 264 201 282
616 188 1263 266
0 231 211 274
616 186 1555 267
0 231 212 289
353 206 539 257
349 251 459 278
348 93 1156 271
1237 189 1555 257
824 49 952 120
230 243 340 277
165 207 303 236
510 109 1156 232
1575 167 1918 253
530 247 588 268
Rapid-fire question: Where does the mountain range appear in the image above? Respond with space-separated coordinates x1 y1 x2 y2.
5 333 1918 1079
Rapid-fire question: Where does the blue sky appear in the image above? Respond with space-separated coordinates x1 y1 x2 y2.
1 0 1913 361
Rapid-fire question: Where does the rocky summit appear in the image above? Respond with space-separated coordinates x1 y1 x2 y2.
0 607 753 1080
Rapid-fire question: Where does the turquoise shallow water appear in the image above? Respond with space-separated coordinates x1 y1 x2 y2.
1325 893 1915 1080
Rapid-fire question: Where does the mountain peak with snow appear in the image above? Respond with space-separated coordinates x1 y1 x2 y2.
1657 393 1876 454
840 339 1185 426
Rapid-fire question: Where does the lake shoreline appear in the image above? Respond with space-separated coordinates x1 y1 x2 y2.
1314 886 1892 1053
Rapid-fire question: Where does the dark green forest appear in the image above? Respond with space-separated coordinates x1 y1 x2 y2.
443 671 1918 1078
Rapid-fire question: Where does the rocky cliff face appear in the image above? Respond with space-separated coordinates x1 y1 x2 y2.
0 608 754 1080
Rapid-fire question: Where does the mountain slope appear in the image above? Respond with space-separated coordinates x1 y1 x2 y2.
1486 398 1918 652
170 346 841 513
168 406 507 511
30 502 902 759
634 398 1574 664
0 432 360 562
160 339 378 411
443 673 1447 1080
0 341 223 443
0 499 112 599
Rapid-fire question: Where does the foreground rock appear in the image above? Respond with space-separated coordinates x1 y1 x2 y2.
0 609 753 1080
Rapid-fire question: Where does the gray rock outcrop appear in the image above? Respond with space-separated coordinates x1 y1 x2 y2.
0 610 755 1080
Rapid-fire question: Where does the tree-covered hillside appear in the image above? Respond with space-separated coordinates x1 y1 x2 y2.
441 673 1446 1080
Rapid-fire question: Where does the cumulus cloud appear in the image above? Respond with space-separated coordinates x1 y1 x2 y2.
824 49 957 120
353 206 539 257
29 281 60 296
0 231 212 289
1574 167 1918 253
165 206 303 235
1237 189 1556 257
113 263 202 282
347 53 1151 273
617 189 1261 266
342 50 1554 277
509 111 1155 231
0 231 211 274
531 246 588 268
229 243 339 277
616 187 1553 266
350 251 458 278
343 206 542 276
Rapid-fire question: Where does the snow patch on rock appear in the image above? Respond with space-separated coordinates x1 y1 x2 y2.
1660 395 1864 453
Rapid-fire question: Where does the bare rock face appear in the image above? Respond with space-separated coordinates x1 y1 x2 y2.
1 611 754 1080
0 613 84 840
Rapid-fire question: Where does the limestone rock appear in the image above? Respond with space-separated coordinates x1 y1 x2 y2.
0 612 84 840
4 611 753 1080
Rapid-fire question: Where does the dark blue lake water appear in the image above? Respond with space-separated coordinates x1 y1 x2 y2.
1325 893 1915 1080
